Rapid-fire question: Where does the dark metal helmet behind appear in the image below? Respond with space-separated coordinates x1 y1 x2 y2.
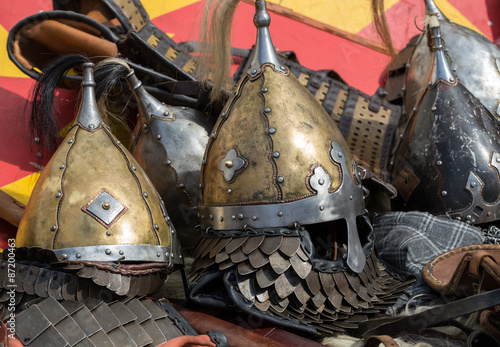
392 11 500 224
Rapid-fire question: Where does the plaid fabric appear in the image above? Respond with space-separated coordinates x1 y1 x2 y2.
373 211 485 313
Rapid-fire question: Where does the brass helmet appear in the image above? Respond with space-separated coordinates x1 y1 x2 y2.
16 62 181 294
126 71 214 255
190 0 407 337
198 1 369 274
402 0 500 120
392 11 500 224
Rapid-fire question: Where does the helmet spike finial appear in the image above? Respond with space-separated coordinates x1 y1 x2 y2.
248 1 284 76
76 63 103 130
424 0 450 22
426 15 455 85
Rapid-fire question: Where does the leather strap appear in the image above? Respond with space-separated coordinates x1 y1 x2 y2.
357 288 500 338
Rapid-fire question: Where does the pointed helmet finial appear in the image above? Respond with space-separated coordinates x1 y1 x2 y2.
76 63 103 130
424 0 450 22
248 1 285 76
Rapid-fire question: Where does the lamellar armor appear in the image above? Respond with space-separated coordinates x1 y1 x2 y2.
190 0 408 336
391 2 500 225
15 63 182 298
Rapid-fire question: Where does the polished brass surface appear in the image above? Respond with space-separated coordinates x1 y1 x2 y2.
201 65 354 206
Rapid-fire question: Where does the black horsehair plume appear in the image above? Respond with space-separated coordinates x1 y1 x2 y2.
29 55 133 155
29 54 91 154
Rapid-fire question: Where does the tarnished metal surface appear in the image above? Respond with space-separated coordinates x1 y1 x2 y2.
15 63 176 269
128 71 213 255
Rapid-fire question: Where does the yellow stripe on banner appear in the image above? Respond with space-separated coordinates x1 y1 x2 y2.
435 0 484 35
1 172 41 206
0 24 28 78
267 0 400 34
141 0 201 20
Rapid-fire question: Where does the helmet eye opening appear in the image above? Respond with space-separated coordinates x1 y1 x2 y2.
307 219 348 262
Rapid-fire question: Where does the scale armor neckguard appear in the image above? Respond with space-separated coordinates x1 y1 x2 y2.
189 0 409 337
126 71 214 256
15 63 182 297
391 7 500 225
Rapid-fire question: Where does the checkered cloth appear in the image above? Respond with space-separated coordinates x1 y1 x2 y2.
372 211 485 313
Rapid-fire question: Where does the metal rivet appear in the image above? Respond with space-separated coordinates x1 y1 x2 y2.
119 250 124 255
210 214 214 220
154 224 159 230
106 231 111 236
349 196 353 200
319 205 324 211
277 176 284 183
61 254 67 260
68 139 74 144
449 78 454 82
221 112 226 117
264 107 271 113
262 87 268 93
199 184 203 189
456 216 461 221
116 140 121 145
105 249 111 255
143 124 148 129
338 152 343 158
269 128 276 134
453 68 457 72
428 82 433 86
157 252 161 257
166 216 170 222
165 252 170 257
278 212 283 217
156 134 162 140
225 160 233 168
220 216 224 221
179 183 185 189
280 66 286 71
497 157 500 163
431 107 437 111
211 133 216 138
51 225 57 231
252 216 257 221
179 255 182 258
88 124 94 129
251 69 257 74
238 214 244 220
471 182 477 188
227 189 232 194
442 191 448 196
436 160 442 166
487 212 492 217
163 111 169 116
318 179 325 185
232 215 236 220
59 164 65 169
273 152 280 158
36 152 42 158
131 165 136 170
143 192 148 198
202 160 206 165
466 215 472 220
76 253 81 258
102 202 110 210
55 192 61 198
34 137 40 143
166 160 172 165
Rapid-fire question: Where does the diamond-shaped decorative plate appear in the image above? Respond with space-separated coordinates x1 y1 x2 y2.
82 189 128 228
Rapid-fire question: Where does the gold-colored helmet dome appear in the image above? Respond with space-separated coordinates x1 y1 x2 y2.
16 63 179 267
198 1 367 273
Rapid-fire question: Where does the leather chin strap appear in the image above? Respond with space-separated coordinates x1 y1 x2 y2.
355 288 500 339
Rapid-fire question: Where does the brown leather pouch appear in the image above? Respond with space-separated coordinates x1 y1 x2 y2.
423 244 500 297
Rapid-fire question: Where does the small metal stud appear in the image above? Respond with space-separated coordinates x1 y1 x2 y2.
143 192 148 198
59 164 65 169
273 152 280 158
349 196 353 200
496 157 500 163
179 183 185 189
319 205 324 211
68 139 74 144
102 202 110 210
449 78 454 82
166 160 172 165
487 212 492 217
428 82 433 86
232 215 236 220
119 250 124 255
466 215 472 220
34 137 40 143
436 160 442 166
131 166 136 171
238 214 244 220
51 225 57 231
211 133 216 138
165 252 170 257
262 87 268 93
163 111 170 116
116 140 121 145
318 179 325 185
221 112 227 117
55 192 62 198
210 214 213 220
61 254 67 260
471 182 477 188
252 216 257 221
106 231 111 236
143 124 148 129
269 128 276 134
220 216 224 221
156 134 162 140
442 191 448 196
157 252 161 257
105 249 111 255
154 224 159 230
227 189 232 194
36 152 42 158
431 107 437 111
277 176 284 183
251 69 257 74
278 212 283 217
88 124 94 129
264 107 271 113
76 253 81 258
225 160 233 168
338 152 343 158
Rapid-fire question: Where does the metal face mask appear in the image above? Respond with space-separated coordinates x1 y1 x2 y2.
189 0 407 337
392 12 500 225
16 63 181 296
